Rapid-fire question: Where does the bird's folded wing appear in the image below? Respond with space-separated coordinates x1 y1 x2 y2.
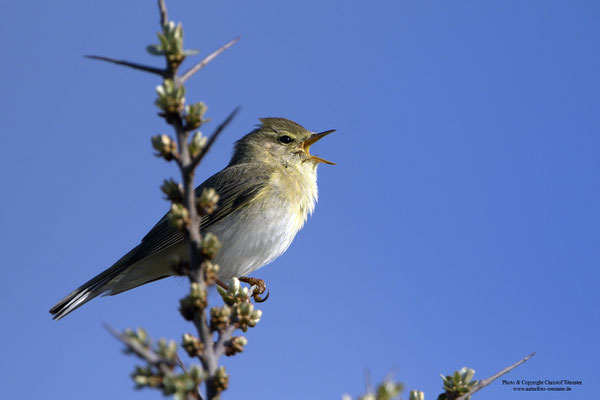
133 163 271 262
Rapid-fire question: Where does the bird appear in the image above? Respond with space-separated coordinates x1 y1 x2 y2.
50 117 335 320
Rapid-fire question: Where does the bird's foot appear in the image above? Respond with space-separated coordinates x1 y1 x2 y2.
239 277 270 303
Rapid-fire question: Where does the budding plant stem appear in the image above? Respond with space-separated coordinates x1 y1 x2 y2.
171 109 216 373
155 1 237 397
91 0 253 398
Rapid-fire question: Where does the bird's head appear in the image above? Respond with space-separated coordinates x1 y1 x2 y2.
230 118 335 169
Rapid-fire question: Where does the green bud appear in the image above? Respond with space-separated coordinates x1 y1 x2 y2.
440 367 477 398
197 187 219 215
161 178 183 203
182 333 204 357
188 365 205 384
201 232 221 258
168 203 189 231
179 282 208 320
131 365 156 388
147 21 192 69
185 102 208 130
459 367 475 385
251 309 263 323
409 390 425 400
217 277 250 305
155 79 185 113
229 277 241 294
188 131 207 158
133 374 148 386
151 134 177 161
237 301 254 316
203 261 220 285
217 285 232 305
212 366 229 393
157 338 178 362
376 380 403 400
161 374 177 395
210 305 232 331
124 327 149 348
224 336 248 356
234 302 261 332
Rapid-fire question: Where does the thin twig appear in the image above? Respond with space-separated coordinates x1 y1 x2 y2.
158 0 168 28
104 324 173 376
180 37 240 84
189 107 240 171
170 112 219 396
456 352 536 400
85 55 167 77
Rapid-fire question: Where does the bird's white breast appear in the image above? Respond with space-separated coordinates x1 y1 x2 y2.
207 166 318 281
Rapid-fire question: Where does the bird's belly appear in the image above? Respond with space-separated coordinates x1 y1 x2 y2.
205 202 302 281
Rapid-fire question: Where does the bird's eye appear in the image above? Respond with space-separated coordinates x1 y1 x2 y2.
278 135 293 144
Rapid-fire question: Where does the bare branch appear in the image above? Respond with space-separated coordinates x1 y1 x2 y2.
456 352 536 400
157 0 168 28
85 55 167 77
180 37 240 84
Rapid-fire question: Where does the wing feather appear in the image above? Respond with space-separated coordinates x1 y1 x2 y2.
134 163 270 262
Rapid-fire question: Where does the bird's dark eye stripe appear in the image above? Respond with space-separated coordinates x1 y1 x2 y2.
278 135 293 144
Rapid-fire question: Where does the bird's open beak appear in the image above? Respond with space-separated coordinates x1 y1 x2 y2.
301 129 336 165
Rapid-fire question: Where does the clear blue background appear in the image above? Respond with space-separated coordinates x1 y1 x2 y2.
1 0 598 399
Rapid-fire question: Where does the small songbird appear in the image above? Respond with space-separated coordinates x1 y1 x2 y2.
50 118 335 319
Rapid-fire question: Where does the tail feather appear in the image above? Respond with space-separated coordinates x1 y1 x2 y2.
49 246 140 320
49 242 179 320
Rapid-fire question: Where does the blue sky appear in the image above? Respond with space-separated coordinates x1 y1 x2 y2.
1 0 598 399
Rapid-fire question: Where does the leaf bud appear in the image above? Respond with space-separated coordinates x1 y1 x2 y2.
203 261 219 285
409 390 425 400
197 187 219 215
185 102 208 130
201 232 221 258
188 365 205 384
182 333 204 357
155 79 185 113
179 282 208 320
189 131 207 157
168 203 189 232
151 134 177 161
210 305 232 331
212 366 229 393
161 178 183 203
224 336 248 356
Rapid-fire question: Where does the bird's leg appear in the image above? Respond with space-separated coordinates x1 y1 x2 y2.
217 279 229 291
239 277 270 303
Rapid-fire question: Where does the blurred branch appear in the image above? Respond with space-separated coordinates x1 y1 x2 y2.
455 352 536 400
84 55 167 77
346 353 536 400
105 324 174 377
158 0 168 28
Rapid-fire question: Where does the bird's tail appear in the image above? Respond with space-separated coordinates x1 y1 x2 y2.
49 244 165 320
49 246 142 320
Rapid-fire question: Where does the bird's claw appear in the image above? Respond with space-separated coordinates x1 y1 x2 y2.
239 277 270 303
